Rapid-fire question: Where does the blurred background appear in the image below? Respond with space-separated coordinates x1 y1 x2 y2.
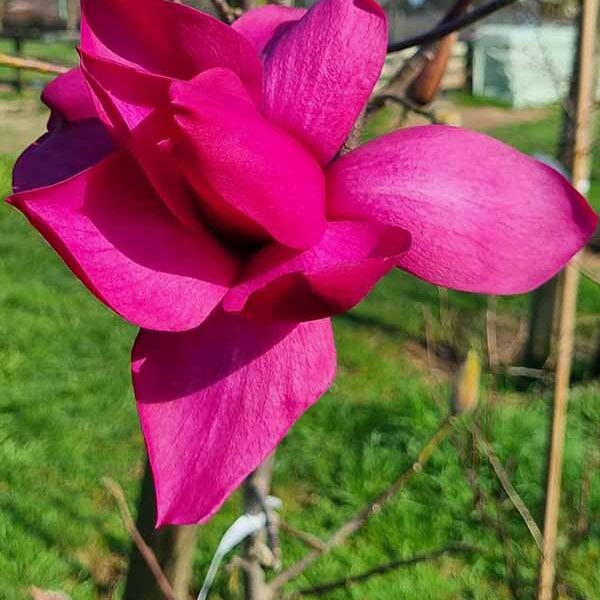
1 0 600 599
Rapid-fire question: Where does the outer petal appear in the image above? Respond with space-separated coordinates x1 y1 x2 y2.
232 5 306 54
8 152 238 331
80 0 262 100
132 311 337 525
223 221 411 321
169 69 326 249
13 119 113 193
41 67 97 122
262 0 387 165
327 126 598 294
13 68 112 193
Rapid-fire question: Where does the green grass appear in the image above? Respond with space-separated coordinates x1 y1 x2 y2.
1 107 600 600
445 90 513 109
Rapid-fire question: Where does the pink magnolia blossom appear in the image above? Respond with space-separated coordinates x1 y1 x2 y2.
7 0 596 526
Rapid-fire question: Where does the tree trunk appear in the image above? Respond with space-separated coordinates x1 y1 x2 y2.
522 12 583 369
523 276 561 369
123 460 198 600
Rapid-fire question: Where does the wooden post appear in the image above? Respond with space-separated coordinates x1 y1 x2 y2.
537 0 598 597
13 36 23 94
123 460 198 600
523 277 561 369
66 0 80 31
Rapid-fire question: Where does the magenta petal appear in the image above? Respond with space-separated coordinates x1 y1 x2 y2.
232 5 306 54
263 0 387 165
169 69 326 249
81 0 262 100
223 221 410 321
13 68 112 192
42 67 97 122
328 126 598 294
79 55 202 232
13 119 113 193
8 152 238 331
80 51 172 136
132 311 337 525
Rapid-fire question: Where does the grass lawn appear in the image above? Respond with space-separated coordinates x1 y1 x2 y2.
1 95 600 600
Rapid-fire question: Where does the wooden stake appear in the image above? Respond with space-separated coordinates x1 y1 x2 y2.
0 53 68 75
537 0 598 597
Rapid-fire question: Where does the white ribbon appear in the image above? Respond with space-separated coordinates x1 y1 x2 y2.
196 496 282 600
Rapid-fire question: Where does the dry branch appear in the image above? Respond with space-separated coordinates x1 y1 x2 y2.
472 425 543 551
387 0 518 53
279 521 328 553
486 297 499 370
0 53 68 75
407 0 472 104
102 477 180 600
208 0 242 23
283 544 477 598
369 93 442 123
269 416 458 591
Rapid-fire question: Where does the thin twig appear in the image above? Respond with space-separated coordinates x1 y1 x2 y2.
422 306 435 370
502 317 529 364
207 0 242 23
387 0 518 53
492 489 523 600
0 53 68 75
487 296 499 370
368 0 473 118
102 477 180 600
472 426 544 551
269 416 458 591
503 366 549 381
282 544 477 598
371 93 442 123
579 263 600 286
279 521 328 552
367 47 437 117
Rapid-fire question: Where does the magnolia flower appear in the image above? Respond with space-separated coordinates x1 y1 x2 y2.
7 0 596 526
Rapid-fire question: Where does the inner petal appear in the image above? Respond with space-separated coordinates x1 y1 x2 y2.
168 68 327 250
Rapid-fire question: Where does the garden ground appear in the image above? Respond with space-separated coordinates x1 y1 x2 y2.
1 50 600 600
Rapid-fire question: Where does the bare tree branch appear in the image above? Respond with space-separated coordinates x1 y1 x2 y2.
387 0 518 53
369 93 443 123
407 0 473 104
282 544 478 598
269 416 458 591
102 477 180 600
368 0 473 119
471 426 544 551
279 521 328 553
208 0 242 23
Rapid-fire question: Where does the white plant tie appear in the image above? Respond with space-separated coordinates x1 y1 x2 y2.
196 496 282 600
